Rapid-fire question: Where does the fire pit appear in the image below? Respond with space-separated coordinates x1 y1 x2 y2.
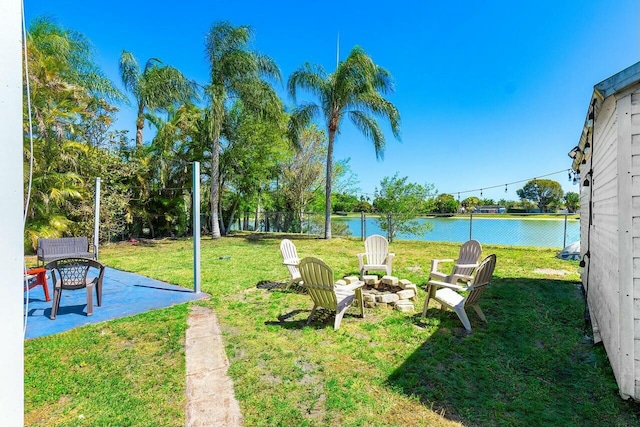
342 275 418 312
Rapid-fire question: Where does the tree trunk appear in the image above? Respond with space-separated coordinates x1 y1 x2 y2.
324 129 335 239
135 103 145 147
211 135 222 239
225 197 239 234
219 201 227 236
254 207 259 231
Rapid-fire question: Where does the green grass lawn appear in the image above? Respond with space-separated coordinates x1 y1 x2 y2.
24 234 639 426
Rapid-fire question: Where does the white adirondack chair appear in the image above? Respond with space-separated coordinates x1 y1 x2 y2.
422 254 497 332
280 239 302 289
357 234 394 277
298 257 365 330
429 239 482 284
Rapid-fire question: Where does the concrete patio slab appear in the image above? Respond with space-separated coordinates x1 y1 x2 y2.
23 267 208 339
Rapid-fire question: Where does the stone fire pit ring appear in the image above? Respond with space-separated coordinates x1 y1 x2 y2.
340 275 418 312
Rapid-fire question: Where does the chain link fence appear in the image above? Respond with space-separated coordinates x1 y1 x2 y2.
231 212 580 249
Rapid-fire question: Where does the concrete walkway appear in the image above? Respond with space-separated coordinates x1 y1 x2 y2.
185 305 243 427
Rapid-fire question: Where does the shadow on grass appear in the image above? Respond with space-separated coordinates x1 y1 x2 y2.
227 231 324 242
256 280 307 294
264 308 362 331
386 277 638 426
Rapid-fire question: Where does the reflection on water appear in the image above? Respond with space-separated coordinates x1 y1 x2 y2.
333 216 580 248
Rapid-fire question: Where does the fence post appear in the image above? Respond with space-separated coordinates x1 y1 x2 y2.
93 177 101 260
361 211 365 241
563 213 568 248
469 212 473 240
387 213 392 242
192 162 201 294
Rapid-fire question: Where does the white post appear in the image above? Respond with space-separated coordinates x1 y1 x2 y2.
0 0 24 423
94 177 101 260
193 162 201 293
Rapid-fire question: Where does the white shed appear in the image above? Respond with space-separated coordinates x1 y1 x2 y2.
570 61 640 400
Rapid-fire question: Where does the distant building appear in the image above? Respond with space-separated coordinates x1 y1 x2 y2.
475 205 506 214
570 61 640 401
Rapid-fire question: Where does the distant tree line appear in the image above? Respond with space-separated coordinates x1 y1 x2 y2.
22 18 578 251
22 18 403 249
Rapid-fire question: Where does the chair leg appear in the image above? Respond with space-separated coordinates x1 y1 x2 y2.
472 304 487 323
422 284 435 317
96 280 102 307
453 306 472 332
86 283 94 316
284 278 294 290
37 270 50 302
50 287 61 320
355 288 365 318
307 303 318 325
334 307 348 330
285 277 303 290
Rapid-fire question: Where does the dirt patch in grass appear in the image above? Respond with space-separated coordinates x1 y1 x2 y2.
533 268 574 276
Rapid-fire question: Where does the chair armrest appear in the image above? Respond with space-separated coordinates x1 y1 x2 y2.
429 271 448 281
356 253 365 268
450 273 474 283
336 281 364 292
282 257 300 266
427 279 468 291
386 253 395 264
455 263 479 269
431 258 454 273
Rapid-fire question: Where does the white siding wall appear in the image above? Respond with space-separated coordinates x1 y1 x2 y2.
582 85 640 400
582 95 620 373
630 88 640 398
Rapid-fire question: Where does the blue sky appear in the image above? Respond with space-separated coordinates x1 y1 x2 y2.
25 0 639 202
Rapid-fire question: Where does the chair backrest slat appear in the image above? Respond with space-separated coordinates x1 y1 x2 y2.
465 254 496 307
364 235 389 265
280 239 300 278
452 239 482 277
298 257 338 310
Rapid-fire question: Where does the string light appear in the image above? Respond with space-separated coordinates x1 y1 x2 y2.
441 168 571 197
348 168 575 199
504 184 508 193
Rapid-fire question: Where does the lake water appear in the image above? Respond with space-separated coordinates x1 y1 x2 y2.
333 216 580 248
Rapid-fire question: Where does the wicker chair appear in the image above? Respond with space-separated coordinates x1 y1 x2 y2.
45 257 105 319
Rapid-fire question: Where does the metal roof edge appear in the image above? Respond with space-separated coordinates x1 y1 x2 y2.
571 62 640 171
594 62 640 99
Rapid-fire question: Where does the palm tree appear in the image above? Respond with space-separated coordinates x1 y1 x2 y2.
24 18 124 246
204 21 281 239
288 46 400 239
119 51 196 146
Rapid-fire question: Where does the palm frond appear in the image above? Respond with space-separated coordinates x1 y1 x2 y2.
288 104 319 150
348 110 385 159
287 63 328 101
